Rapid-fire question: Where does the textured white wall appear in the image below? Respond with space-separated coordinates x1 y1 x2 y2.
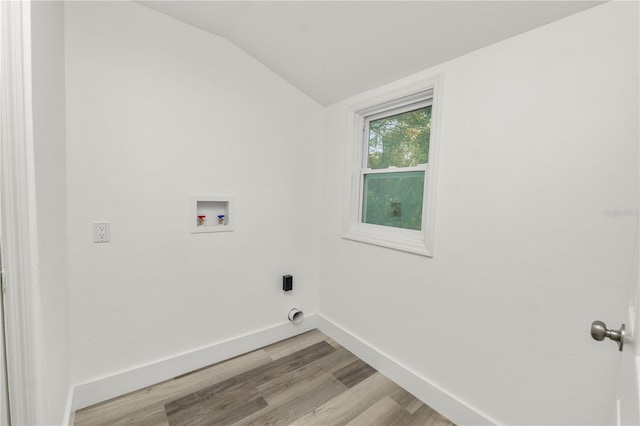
319 2 638 424
65 1 323 385
31 1 71 423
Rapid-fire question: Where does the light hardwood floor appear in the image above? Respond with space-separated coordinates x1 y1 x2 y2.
74 330 455 426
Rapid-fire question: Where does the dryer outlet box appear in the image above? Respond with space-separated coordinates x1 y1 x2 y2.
283 275 293 292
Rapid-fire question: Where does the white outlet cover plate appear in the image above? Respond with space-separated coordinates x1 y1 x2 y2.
93 222 110 243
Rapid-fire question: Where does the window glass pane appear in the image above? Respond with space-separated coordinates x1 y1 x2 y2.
368 105 431 169
362 171 424 230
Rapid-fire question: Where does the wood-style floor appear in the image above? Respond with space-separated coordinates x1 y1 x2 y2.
74 329 455 426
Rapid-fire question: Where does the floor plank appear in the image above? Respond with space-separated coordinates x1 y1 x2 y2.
110 404 170 426
75 349 273 426
346 396 412 426
257 347 356 406
290 372 402 425
74 330 455 426
165 341 335 424
237 375 347 425
333 359 377 388
165 377 264 426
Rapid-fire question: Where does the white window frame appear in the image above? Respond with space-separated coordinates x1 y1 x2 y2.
343 75 443 256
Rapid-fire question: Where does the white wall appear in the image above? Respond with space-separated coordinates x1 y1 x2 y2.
320 2 639 425
65 1 323 386
31 1 71 423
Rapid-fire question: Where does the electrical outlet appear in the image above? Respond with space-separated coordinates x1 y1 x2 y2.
93 222 110 243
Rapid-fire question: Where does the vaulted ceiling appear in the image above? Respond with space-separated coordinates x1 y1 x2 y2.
136 1 604 105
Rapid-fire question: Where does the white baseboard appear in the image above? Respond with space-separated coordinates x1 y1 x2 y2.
70 315 317 413
317 314 496 426
68 314 491 425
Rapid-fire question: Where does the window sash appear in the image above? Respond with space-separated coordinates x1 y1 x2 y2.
362 98 433 170
358 166 428 231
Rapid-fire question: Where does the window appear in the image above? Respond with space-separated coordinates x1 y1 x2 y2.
343 76 442 256
362 101 431 230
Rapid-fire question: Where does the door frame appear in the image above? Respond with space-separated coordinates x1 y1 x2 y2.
1 251 10 426
0 0 45 424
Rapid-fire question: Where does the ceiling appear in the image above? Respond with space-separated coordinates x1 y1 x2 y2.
136 1 604 106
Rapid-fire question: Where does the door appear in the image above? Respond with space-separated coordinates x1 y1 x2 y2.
617 232 640 425
595 224 640 424
591 213 640 424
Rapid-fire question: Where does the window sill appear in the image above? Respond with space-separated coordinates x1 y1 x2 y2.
343 224 432 257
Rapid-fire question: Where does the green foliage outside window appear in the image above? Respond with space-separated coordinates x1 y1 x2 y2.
368 106 431 169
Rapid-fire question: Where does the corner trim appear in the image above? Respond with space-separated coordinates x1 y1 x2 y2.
62 387 75 426
317 314 496 425
70 315 317 412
